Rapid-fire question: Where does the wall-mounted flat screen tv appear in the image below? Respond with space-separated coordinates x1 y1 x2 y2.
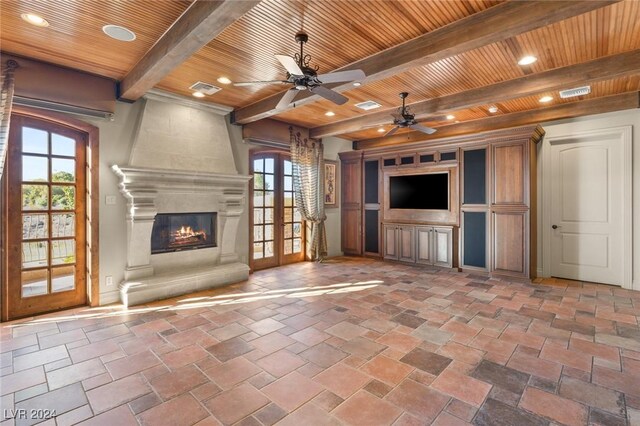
389 173 449 210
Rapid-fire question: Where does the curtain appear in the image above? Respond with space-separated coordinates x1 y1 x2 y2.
0 59 19 180
290 128 327 261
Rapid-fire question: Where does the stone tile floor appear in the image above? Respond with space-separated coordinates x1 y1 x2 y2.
1 257 640 425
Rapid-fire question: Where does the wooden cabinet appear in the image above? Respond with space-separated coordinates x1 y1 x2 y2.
339 151 363 255
415 226 433 264
384 225 414 262
386 224 453 268
340 125 542 280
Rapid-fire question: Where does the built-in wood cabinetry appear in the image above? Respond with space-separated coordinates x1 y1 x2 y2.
341 125 543 280
340 151 363 255
384 224 454 268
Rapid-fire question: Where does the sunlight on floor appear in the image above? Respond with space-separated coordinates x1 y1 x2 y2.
5 280 384 329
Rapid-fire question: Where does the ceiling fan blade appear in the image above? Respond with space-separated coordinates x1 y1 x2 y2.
309 86 348 105
385 126 400 137
409 123 437 135
317 69 366 84
275 55 303 76
276 89 300 110
233 80 288 87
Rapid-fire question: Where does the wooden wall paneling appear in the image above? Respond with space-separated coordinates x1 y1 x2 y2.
529 139 538 277
339 151 363 255
492 209 529 277
493 141 527 206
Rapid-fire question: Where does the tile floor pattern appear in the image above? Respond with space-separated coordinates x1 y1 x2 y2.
1 257 640 426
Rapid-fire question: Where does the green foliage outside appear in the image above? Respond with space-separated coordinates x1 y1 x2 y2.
23 171 75 210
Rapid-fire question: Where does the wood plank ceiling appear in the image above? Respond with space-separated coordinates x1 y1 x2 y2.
1 0 639 145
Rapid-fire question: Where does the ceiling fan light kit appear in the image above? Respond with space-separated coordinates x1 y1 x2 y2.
234 31 366 110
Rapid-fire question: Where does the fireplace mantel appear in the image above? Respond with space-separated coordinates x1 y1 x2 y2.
112 165 252 306
112 165 251 195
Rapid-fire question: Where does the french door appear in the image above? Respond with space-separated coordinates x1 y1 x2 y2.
4 115 87 319
251 152 305 270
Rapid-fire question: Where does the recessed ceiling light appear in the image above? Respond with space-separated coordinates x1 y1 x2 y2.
21 13 49 27
377 127 385 133
488 106 499 113
192 92 205 98
217 77 232 85
518 55 537 66
325 111 335 117
446 114 455 120
539 95 553 103
353 82 362 87
102 24 136 42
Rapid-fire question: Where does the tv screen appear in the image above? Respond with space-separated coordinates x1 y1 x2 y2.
389 173 449 210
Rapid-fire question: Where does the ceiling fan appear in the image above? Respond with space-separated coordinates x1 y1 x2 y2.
384 92 437 137
233 31 366 110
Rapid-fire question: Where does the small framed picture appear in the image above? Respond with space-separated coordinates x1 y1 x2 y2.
324 160 338 208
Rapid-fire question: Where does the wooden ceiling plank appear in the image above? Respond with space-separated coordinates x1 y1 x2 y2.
231 0 620 124
354 91 640 150
310 49 640 138
119 0 261 101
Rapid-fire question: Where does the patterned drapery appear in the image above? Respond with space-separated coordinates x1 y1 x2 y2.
290 128 327 261
0 60 19 179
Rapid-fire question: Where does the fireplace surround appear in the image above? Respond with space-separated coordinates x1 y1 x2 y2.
111 92 251 307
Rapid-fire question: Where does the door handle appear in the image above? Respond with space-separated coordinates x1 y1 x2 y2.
552 224 560 229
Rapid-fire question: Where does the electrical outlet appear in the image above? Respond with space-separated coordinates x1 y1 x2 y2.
106 276 113 287
105 195 116 205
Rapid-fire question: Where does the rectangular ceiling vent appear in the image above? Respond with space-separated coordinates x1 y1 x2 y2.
189 81 221 95
355 100 382 111
559 85 591 99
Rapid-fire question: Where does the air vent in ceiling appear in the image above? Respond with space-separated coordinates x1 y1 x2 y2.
189 81 222 95
355 100 382 111
559 85 591 99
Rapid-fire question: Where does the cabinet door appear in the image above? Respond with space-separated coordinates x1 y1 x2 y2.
398 226 415 263
342 209 361 255
462 211 487 270
383 225 398 260
415 226 433 264
341 156 362 255
433 227 453 268
493 142 527 206
492 210 528 277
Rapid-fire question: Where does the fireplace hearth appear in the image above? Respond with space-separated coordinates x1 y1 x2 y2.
151 212 216 254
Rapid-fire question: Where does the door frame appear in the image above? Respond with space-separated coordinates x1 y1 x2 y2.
541 126 632 289
1 106 100 321
249 148 307 272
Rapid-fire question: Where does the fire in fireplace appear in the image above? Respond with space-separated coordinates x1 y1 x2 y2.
151 212 216 254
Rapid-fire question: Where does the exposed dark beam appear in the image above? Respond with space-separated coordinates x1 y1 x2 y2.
232 0 620 124
311 50 640 138
354 92 640 150
120 0 260 101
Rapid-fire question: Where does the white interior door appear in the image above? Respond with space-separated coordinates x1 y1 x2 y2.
549 133 627 286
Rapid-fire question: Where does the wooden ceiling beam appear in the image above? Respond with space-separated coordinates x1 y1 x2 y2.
119 0 260 101
231 0 620 125
311 50 640 138
354 92 640 150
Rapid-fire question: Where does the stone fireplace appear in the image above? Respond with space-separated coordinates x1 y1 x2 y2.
112 91 250 306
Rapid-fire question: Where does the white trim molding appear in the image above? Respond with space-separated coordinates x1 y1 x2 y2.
541 125 633 290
